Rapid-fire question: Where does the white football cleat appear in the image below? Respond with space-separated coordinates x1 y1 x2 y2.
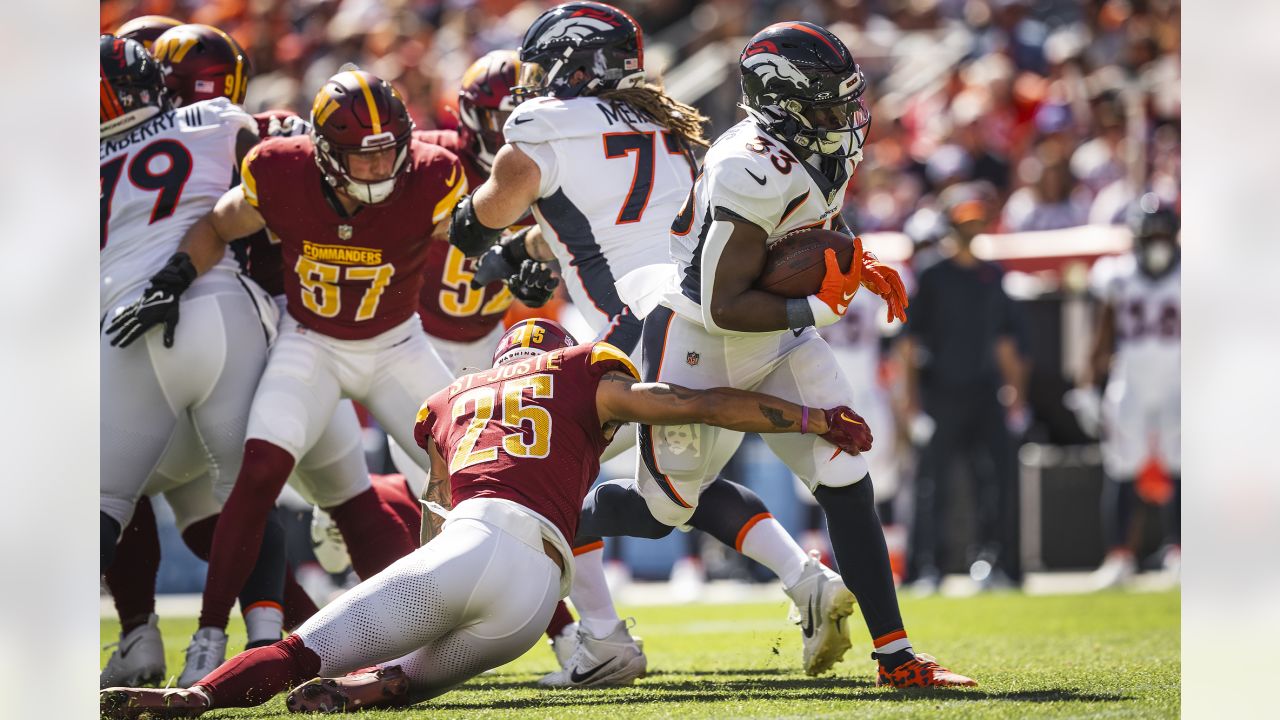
310 507 352 575
177 627 228 687
538 619 646 688
549 621 580 671
1091 549 1137 590
100 614 166 688
784 550 857 676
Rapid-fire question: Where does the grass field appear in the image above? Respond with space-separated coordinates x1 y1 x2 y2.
101 589 1179 718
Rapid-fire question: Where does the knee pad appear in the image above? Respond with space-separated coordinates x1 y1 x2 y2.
810 450 870 490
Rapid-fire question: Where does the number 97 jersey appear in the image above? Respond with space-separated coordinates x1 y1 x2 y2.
100 98 254 312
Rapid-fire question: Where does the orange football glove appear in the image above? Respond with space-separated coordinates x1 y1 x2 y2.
856 247 909 324
813 237 864 317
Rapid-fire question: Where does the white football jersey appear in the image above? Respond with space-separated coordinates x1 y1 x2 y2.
504 95 695 333
1090 253 1181 399
100 97 254 313
664 118 854 327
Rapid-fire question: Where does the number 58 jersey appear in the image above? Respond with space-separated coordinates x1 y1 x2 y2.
100 97 255 313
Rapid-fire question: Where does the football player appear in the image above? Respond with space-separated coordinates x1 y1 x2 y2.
570 21 974 687
100 319 874 717
113 14 181 51
452 2 854 683
1076 194 1181 588
108 69 459 685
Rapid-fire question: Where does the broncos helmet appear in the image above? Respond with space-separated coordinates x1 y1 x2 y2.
114 15 182 51
740 22 871 162
492 319 578 367
152 24 252 107
1127 192 1180 276
101 35 170 137
457 50 521 172
512 2 644 104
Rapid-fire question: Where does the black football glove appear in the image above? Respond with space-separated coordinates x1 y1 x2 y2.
470 229 533 289
509 260 558 308
106 252 198 348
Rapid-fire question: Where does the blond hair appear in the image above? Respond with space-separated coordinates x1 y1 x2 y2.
598 81 710 149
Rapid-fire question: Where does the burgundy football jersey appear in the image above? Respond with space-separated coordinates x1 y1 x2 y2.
414 342 639 542
412 129 514 343
232 110 302 298
241 136 466 340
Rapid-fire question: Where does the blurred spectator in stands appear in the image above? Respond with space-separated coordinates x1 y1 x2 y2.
1002 139 1090 231
900 182 1029 594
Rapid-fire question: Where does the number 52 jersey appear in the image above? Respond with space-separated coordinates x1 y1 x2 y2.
100 97 254 313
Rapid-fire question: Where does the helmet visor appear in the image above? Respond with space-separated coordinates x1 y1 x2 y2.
512 61 549 103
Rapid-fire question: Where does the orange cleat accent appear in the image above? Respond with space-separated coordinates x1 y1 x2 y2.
876 653 977 688
99 687 210 719
285 665 410 713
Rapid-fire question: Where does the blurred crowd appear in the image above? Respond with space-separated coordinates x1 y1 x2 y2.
101 0 1179 237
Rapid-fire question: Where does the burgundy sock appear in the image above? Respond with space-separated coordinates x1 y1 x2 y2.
325 487 416 579
545 601 575 640
369 474 422 538
196 634 321 708
106 497 160 634
182 515 217 559
197 440 295 630
283 565 319 631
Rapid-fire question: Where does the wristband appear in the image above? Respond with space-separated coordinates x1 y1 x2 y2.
499 228 533 266
785 297 815 332
800 406 809 434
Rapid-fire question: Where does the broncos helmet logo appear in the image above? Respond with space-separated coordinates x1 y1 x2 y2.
742 52 810 90
537 16 616 45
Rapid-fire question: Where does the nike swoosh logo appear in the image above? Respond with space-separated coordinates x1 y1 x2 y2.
840 413 862 425
117 634 144 659
512 116 534 125
569 658 615 683
446 165 459 187
842 290 856 301
744 169 767 185
836 304 847 314
801 596 816 638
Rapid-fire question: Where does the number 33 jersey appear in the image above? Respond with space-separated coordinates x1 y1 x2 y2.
504 96 694 332
240 136 467 340
100 97 254 313
415 341 639 544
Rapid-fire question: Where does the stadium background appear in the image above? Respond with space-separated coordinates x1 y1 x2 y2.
98 0 1180 594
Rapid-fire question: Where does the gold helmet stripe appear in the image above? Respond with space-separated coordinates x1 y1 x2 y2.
349 71 382 134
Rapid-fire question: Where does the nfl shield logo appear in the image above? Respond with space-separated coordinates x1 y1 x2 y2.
686 352 700 367
337 225 353 240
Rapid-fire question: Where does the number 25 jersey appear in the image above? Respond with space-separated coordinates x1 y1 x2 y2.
100 97 253 312
414 341 639 544
240 136 467 340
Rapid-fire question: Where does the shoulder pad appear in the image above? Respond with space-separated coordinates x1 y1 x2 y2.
504 96 600 144
589 342 640 380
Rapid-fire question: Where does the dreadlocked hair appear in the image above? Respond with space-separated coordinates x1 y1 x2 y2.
598 82 710 148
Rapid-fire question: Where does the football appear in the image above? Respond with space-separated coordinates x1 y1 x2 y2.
753 228 856 298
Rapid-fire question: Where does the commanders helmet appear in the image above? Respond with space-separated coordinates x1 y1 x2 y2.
101 35 170 137
457 50 521 172
152 24 252 107
114 15 182 51
492 319 578 367
740 22 871 162
309 70 415 205
1127 192 1180 275
513 2 644 104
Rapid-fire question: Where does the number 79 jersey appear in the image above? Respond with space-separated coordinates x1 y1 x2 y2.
100 98 254 312
504 96 694 332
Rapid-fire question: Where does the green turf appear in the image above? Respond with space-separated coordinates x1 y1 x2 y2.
101 589 1179 718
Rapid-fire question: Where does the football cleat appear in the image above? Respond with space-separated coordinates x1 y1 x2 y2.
177 627 227 687
549 621 580 671
1091 549 1137 591
310 507 353 575
784 550 857 676
286 665 410 713
876 653 977 688
100 614 166 688
538 619 647 688
99 686 210 719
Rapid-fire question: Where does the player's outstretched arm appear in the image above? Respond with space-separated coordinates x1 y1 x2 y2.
450 144 541 256
419 441 452 545
179 186 268 275
595 372 872 455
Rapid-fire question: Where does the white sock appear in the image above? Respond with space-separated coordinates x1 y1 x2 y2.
243 603 284 645
738 516 810 588
568 547 622 639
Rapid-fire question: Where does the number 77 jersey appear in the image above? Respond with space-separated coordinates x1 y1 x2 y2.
240 135 467 340
100 97 254 312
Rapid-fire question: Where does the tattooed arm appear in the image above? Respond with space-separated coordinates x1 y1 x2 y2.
594 372 831 435
419 440 452 545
